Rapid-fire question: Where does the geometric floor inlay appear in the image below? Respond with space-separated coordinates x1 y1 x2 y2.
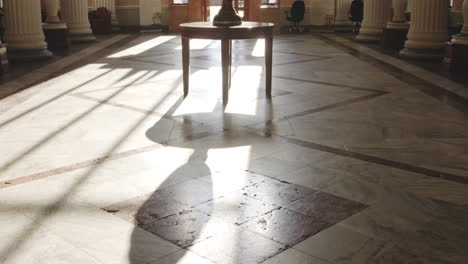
103 173 367 263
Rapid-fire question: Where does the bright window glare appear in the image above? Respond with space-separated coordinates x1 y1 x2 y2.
251 39 265 57
175 39 216 50
108 36 176 58
224 66 262 116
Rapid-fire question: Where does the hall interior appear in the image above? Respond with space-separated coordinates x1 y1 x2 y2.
0 0 468 264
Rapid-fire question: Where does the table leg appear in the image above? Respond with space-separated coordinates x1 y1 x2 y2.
182 37 190 97
221 39 232 104
265 36 273 97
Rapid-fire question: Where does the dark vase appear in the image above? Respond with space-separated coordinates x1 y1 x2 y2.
213 0 242 27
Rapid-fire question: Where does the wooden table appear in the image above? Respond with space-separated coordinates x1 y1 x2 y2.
180 22 275 104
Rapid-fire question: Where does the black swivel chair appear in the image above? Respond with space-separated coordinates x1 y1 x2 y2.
349 0 364 33
287 1 306 33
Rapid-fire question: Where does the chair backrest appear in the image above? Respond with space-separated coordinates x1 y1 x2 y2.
290 1 305 21
350 0 364 21
96 7 111 18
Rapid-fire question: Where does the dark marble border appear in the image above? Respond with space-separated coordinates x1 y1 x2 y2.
0 129 223 189
314 34 468 114
2 34 467 190
279 136 468 185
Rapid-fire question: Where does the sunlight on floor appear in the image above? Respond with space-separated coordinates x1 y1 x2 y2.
175 39 218 50
252 39 266 57
108 36 176 58
224 65 263 116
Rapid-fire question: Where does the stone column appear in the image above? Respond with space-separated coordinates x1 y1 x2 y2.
400 0 450 59
452 0 463 12
94 0 119 26
3 0 52 60
451 0 468 44
356 0 392 41
382 0 408 50
335 0 353 31
43 0 70 50
60 0 96 42
43 0 67 30
386 0 409 29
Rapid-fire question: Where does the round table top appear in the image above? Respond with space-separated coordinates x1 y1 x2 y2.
180 21 275 29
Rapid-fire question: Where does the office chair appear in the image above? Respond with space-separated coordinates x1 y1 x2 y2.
287 0 306 33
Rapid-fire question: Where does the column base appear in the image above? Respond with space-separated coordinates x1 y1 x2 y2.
443 42 468 74
43 22 67 30
140 24 167 33
43 28 71 51
399 47 444 60
381 28 408 51
0 44 9 75
112 25 121 32
70 33 97 43
7 48 53 61
451 33 468 45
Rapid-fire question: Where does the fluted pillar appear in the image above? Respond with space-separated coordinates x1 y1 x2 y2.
356 0 392 42
400 0 450 59
43 0 67 30
452 0 463 12
451 0 468 44
386 0 409 29
60 0 96 42
95 0 119 26
3 0 52 60
335 0 353 31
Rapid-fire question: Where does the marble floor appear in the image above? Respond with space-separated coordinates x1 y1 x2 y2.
0 33 467 264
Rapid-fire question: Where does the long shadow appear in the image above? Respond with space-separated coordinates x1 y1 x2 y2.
0 66 191 261
129 106 215 263
128 39 274 263
0 68 155 176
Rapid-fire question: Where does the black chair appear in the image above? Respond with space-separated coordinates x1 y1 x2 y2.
349 0 364 33
287 1 306 33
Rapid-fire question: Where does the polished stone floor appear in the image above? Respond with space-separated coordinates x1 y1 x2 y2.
0 33 467 264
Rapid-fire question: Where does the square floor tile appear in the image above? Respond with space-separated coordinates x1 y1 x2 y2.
194 192 279 225
197 170 266 195
155 179 215 207
242 177 317 206
189 228 287 264
242 208 330 246
106 194 189 226
284 191 368 225
142 209 227 248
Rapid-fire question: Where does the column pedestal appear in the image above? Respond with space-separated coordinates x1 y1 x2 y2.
382 27 408 50
0 43 9 75
356 0 391 42
443 42 468 74
335 0 353 32
3 0 52 61
444 0 468 73
43 0 70 50
382 0 409 50
400 0 449 60
60 0 96 42
43 28 71 50
95 0 120 31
